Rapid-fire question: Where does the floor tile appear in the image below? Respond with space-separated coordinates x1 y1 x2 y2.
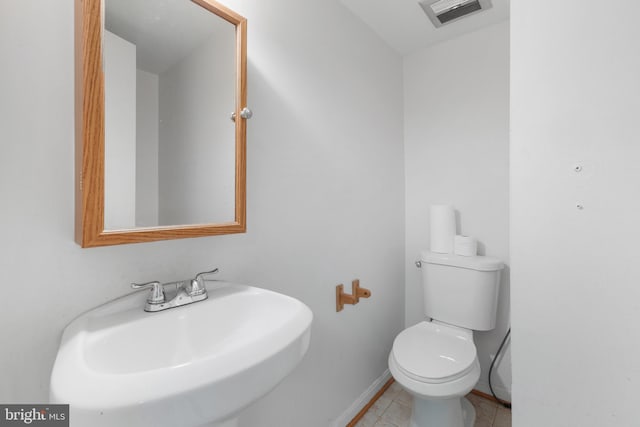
467 393 498 426
394 389 413 406
493 406 512 427
373 420 400 427
369 393 394 417
354 411 380 427
379 401 411 427
359 380 511 427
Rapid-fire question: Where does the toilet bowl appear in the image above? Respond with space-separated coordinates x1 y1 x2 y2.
388 321 480 427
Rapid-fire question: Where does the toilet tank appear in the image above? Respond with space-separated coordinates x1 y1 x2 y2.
420 251 503 331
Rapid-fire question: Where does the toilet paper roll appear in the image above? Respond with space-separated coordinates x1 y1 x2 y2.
430 205 456 254
454 235 478 257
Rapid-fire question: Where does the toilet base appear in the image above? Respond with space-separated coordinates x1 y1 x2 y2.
410 396 475 427
461 398 475 427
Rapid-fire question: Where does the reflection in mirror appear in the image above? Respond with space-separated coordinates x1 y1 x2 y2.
103 0 236 230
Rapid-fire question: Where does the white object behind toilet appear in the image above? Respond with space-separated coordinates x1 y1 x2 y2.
454 235 477 256
430 205 456 253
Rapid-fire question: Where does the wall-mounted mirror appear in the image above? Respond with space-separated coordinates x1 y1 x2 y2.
75 0 247 247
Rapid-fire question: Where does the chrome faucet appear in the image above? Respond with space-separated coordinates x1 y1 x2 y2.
131 268 219 312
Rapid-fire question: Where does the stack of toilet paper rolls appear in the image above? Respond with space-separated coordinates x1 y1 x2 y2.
429 205 477 256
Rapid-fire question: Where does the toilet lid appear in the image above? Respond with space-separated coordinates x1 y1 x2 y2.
392 322 477 383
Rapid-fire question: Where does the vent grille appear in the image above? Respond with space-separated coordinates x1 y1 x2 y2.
437 0 481 24
419 0 492 28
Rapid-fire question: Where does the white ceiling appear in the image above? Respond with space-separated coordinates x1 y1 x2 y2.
339 0 510 55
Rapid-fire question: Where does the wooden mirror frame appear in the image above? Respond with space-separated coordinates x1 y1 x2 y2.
74 0 247 248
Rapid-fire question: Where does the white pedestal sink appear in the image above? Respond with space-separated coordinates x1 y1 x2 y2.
50 282 313 427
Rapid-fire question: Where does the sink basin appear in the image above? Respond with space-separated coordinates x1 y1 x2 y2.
50 282 313 427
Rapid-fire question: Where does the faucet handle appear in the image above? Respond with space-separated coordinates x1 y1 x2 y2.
195 268 219 281
131 281 165 304
190 268 219 296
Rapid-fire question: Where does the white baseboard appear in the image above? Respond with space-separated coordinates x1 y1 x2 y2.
333 369 392 427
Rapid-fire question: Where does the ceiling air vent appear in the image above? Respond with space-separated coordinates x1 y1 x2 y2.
419 0 492 28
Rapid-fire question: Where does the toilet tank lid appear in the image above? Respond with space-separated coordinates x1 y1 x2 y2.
420 251 504 271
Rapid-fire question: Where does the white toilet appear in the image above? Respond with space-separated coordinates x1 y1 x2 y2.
389 251 503 427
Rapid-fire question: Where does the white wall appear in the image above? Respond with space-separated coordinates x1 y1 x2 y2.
511 1 640 425
404 21 511 399
136 69 159 227
158 29 236 225
104 30 137 230
0 1 404 426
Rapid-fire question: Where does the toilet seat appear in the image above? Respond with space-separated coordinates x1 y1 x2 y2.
392 321 477 384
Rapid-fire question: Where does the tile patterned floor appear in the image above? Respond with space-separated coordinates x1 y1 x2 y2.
354 381 512 427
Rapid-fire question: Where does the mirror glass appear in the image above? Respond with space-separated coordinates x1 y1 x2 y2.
103 0 236 230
